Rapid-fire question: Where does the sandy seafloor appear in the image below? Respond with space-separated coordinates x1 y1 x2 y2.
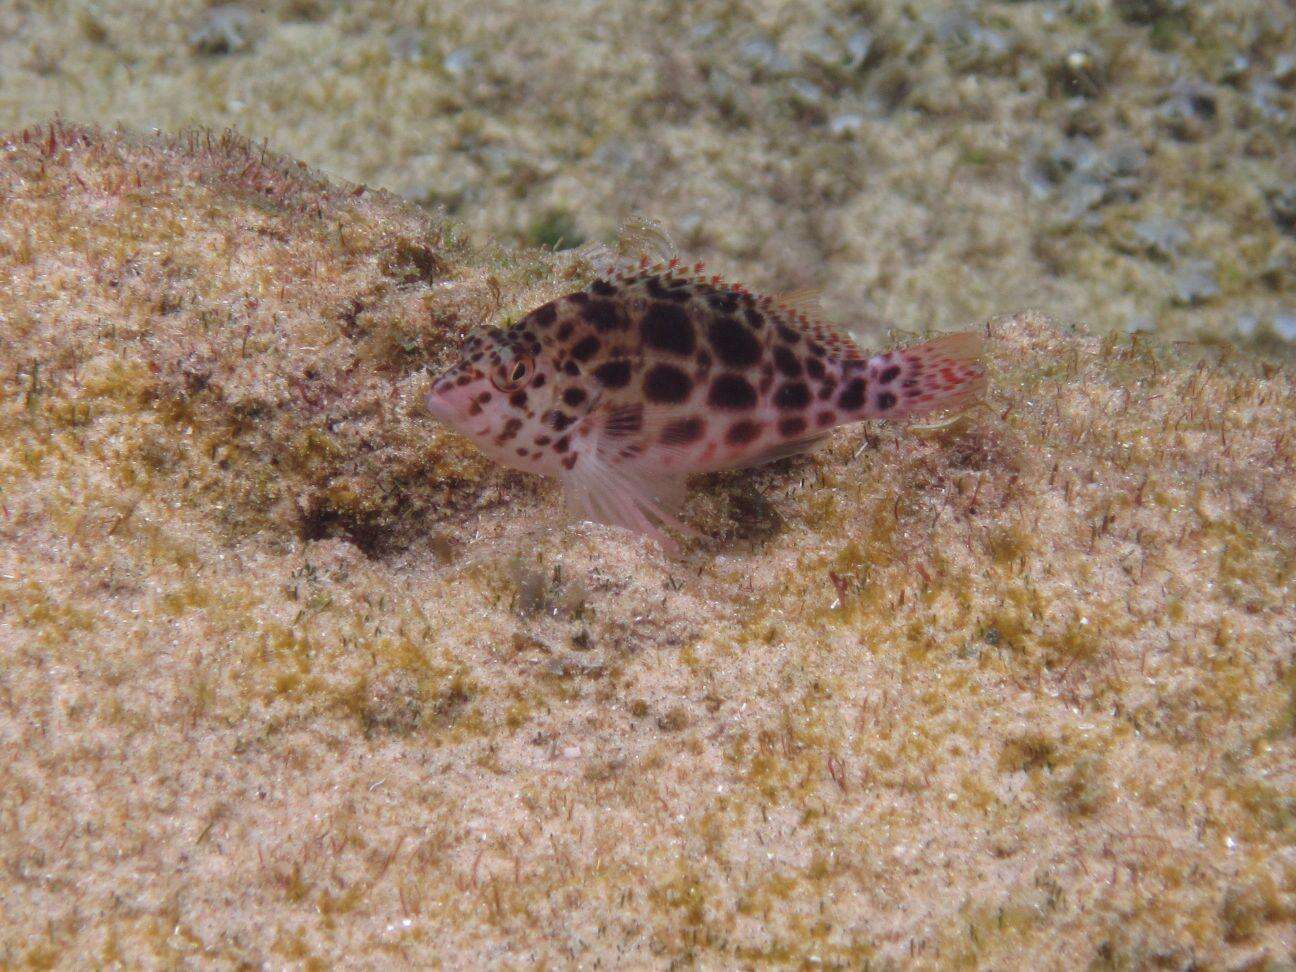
0 1 1294 969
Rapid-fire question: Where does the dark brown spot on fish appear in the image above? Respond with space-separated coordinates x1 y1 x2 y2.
708 373 757 410
567 292 590 306
535 435 551 446
532 373 546 388
876 391 896 411
773 344 802 378
590 279 617 297
644 363 692 403
807 341 826 358
777 323 801 344
662 416 705 445
584 299 625 332
593 360 632 389
744 307 766 329
557 323 574 341
510 390 528 408
837 378 868 410
726 420 762 445
563 387 587 407
571 336 600 361
641 302 695 355
707 292 738 313
564 360 580 376
646 276 690 301
561 454 578 470
708 316 762 367
532 302 557 327
880 365 901 384
774 382 811 409
467 401 482 416
548 410 575 431
778 415 807 437
817 380 837 400
554 434 571 453
816 410 836 427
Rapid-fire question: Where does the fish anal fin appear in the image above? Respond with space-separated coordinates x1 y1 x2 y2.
723 432 831 472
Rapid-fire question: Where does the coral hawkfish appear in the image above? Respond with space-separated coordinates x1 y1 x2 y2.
426 259 985 548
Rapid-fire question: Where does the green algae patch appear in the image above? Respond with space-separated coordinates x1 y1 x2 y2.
1 123 1295 969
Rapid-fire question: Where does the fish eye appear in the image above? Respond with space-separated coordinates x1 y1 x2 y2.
490 354 534 392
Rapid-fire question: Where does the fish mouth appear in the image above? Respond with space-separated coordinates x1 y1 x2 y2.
424 390 458 424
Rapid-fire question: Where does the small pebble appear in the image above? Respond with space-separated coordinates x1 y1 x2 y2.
1273 314 1296 342
1170 259 1219 306
190 5 254 56
829 114 865 137
1130 217 1188 259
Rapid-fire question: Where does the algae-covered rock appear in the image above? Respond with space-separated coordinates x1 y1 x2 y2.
1 124 1294 968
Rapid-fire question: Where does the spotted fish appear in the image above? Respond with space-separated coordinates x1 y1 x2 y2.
425 259 985 548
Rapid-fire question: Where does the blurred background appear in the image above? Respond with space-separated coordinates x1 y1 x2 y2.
2 0 1293 349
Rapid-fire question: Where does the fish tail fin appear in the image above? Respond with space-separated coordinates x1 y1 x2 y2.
865 331 986 419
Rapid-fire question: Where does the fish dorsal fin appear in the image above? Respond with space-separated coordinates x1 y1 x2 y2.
587 255 869 362
759 294 869 362
771 286 823 317
640 262 868 360
767 288 876 358
807 317 869 361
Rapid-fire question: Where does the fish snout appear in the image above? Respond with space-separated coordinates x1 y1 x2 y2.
425 378 469 424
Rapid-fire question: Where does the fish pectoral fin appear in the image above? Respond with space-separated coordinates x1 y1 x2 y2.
586 400 701 469
563 450 694 552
